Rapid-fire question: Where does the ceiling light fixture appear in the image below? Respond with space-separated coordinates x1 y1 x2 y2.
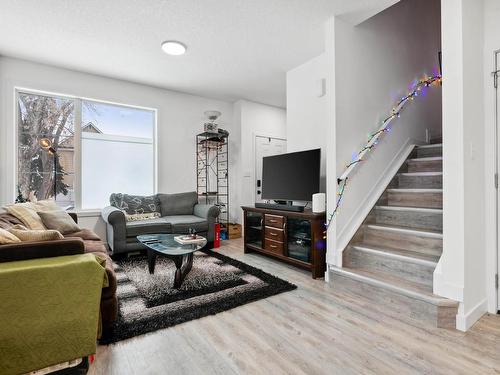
161 41 187 56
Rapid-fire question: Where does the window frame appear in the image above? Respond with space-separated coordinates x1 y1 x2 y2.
14 87 158 213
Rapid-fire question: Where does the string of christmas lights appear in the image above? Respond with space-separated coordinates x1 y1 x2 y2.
324 74 442 235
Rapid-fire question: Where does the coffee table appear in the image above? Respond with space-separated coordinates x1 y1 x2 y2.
137 234 207 288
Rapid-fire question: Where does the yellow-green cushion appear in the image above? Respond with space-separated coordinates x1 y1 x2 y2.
0 254 105 374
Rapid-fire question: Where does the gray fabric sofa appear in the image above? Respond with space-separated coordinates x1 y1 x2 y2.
101 192 220 255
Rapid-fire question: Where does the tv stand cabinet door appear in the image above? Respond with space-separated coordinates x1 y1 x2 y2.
243 209 264 251
310 217 327 278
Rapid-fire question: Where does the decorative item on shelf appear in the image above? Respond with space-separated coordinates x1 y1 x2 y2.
323 73 443 238
39 138 58 201
203 110 221 134
312 193 326 213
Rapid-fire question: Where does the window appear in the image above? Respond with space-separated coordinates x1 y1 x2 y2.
16 90 156 210
17 92 76 206
81 100 155 209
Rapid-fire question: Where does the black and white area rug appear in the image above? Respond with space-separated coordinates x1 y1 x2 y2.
103 250 296 343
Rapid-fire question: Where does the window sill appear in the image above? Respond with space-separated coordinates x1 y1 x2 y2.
69 209 103 218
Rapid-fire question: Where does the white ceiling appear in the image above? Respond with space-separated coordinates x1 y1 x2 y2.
0 0 397 107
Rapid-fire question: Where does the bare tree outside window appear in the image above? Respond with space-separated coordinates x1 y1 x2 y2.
16 91 154 209
17 92 75 205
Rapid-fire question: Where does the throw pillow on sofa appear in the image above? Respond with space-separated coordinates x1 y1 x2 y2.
38 210 81 234
110 193 161 215
158 191 198 216
3 203 45 230
8 225 64 241
125 212 161 222
34 199 62 212
0 228 21 244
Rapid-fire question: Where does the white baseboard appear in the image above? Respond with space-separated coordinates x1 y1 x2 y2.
433 264 464 302
324 269 330 282
335 138 416 254
456 299 488 331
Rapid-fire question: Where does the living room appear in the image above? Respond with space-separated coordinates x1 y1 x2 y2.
1 0 500 374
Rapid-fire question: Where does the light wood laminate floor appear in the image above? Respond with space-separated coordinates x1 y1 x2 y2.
89 238 500 375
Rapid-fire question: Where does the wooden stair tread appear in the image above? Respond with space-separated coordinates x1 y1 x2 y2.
398 172 442 176
415 143 442 149
350 244 440 265
330 266 457 307
407 156 442 162
387 188 442 193
364 223 443 237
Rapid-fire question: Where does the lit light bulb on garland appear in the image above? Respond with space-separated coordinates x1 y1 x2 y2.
323 73 442 239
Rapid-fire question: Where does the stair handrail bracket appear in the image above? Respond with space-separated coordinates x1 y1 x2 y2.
325 74 442 235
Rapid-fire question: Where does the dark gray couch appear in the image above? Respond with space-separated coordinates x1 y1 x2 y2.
101 192 220 255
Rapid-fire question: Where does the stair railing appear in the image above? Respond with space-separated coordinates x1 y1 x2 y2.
324 74 442 234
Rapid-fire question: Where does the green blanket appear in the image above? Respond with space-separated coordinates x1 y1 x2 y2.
0 254 106 375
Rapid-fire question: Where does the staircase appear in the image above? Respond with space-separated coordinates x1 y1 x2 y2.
330 142 458 328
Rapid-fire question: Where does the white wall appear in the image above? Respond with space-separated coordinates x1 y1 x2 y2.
329 0 442 261
482 0 499 315
0 57 234 239
234 100 287 222
461 0 487 330
436 0 487 331
286 54 327 193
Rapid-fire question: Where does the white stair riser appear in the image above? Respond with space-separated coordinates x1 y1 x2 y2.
362 227 442 256
388 191 442 209
344 247 435 287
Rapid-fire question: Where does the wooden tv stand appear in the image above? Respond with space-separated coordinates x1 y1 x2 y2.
242 206 326 278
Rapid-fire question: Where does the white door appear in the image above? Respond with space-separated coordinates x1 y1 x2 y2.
255 136 287 203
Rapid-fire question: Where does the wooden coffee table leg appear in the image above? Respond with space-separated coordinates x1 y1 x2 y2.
173 253 194 288
147 249 157 274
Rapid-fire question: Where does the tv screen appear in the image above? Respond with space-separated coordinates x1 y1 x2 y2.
261 149 320 201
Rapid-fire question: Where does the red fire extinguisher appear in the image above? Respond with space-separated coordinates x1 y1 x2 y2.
214 223 221 248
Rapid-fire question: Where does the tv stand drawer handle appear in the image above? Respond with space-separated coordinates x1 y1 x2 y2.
270 244 277 248
270 232 278 236
269 219 278 223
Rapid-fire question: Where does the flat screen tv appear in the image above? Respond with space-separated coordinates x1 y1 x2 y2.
261 148 320 202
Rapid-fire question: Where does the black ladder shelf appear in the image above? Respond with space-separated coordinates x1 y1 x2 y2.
196 131 229 233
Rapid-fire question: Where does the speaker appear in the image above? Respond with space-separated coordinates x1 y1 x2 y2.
312 193 326 213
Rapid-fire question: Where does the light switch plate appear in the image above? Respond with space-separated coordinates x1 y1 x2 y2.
316 78 326 97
